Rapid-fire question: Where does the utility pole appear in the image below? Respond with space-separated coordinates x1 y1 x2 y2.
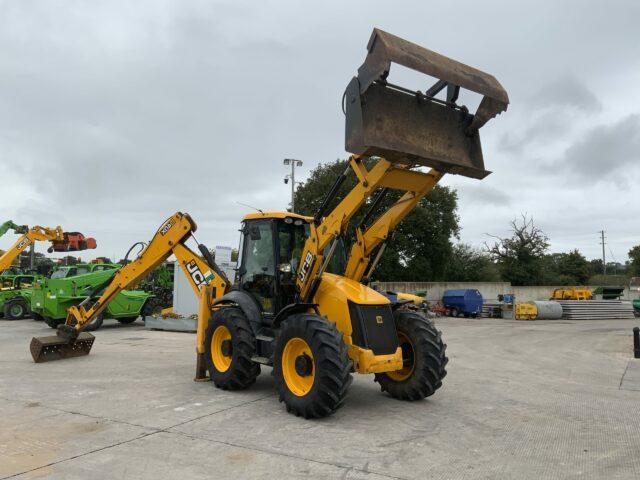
599 230 606 275
29 243 35 270
283 158 303 212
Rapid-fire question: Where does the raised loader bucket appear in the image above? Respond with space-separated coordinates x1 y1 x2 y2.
345 29 509 179
30 332 95 363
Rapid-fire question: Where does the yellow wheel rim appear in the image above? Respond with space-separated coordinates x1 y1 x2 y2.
211 325 232 373
387 332 415 382
282 337 315 397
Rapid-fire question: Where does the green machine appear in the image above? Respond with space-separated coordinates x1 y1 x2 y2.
0 274 37 320
633 298 640 318
31 264 160 330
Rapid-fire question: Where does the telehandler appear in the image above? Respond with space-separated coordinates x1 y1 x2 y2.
30 29 509 418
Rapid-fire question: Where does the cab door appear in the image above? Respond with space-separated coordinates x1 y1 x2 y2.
237 220 277 313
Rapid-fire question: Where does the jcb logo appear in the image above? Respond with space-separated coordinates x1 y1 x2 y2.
298 252 314 282
186 261 212 287
159 220 173 236
17 238 31 251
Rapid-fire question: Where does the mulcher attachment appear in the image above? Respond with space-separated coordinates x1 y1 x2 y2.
345 28 509 179
30 332 95 363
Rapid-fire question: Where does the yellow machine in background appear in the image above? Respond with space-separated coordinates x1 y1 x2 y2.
0 225 63 273
515 303 538 321
0 224 97 274
31 28 509 418
550 288 592 301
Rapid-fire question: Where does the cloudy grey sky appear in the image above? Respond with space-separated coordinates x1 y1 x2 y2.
1 0 638 264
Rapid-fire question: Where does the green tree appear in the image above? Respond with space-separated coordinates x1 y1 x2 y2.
629 245 640 276
293 158 460 282
444 243 500 282
486 215 549 286
545 249 591 285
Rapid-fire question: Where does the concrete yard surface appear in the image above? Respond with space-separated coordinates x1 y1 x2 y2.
1 317 639 479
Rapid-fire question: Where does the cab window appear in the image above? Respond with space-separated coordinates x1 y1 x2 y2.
240 220 276 312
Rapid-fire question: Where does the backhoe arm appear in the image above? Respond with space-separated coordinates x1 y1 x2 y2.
61 212 229 336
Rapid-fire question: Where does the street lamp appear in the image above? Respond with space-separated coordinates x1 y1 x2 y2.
283 158 303 212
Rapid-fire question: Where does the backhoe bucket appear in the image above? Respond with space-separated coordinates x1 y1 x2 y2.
345 29 509 179
30 332 95 363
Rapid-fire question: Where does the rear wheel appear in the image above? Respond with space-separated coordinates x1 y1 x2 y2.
204 307 260 390
117 316 139 324
273 313 352 419
4 298 28 320
44 316 64 329
450 307 459 318
375 311 448 401
82 312 104 332
142 298 162 317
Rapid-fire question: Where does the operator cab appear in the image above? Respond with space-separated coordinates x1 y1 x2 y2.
236 212 310 315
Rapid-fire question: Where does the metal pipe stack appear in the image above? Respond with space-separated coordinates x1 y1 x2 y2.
557 300 635 320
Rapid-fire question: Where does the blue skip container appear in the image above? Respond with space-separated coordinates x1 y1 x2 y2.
442 289 483 317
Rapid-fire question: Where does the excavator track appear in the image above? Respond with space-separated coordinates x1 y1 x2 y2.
30 332 95 363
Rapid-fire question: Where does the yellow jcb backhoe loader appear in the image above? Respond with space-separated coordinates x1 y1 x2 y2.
31 28 509 418
0 223 97 274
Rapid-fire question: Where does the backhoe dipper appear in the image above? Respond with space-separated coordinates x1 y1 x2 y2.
31 29 509 418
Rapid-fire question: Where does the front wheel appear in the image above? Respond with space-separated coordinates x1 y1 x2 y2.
204 307 260 390
82 312 104 332
4 298 29 320
44 316 64 329
375 311 448 401
117 316 139 324
273 313 352 419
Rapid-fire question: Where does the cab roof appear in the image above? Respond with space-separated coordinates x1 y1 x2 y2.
242 211 312 222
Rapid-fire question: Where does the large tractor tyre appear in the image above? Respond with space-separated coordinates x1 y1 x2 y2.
141 298 162 318
4 298 29 320
44 316 64 329
117 316 139 324
204 307 260 390
375 311 448 401
82 313 104 332
273 314 353 419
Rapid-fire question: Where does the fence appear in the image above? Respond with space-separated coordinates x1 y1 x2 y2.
372 282 636 303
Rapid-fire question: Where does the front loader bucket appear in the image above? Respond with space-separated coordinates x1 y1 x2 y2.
30 332 95 363
345 29 509 179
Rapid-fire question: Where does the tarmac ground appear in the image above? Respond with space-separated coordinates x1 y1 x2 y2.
1 316 639 479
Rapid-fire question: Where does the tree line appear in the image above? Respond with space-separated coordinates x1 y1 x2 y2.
293 159 639 286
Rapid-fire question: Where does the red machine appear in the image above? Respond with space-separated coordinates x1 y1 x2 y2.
48 232 97 253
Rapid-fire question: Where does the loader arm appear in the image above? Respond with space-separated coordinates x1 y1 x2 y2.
343 168 443 283
31 212 230 363
295 157 444 301
0 226 64 273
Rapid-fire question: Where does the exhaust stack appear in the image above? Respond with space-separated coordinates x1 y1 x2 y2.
345 28 509 179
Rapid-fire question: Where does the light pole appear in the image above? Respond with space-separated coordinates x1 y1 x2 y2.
283 158 303 212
